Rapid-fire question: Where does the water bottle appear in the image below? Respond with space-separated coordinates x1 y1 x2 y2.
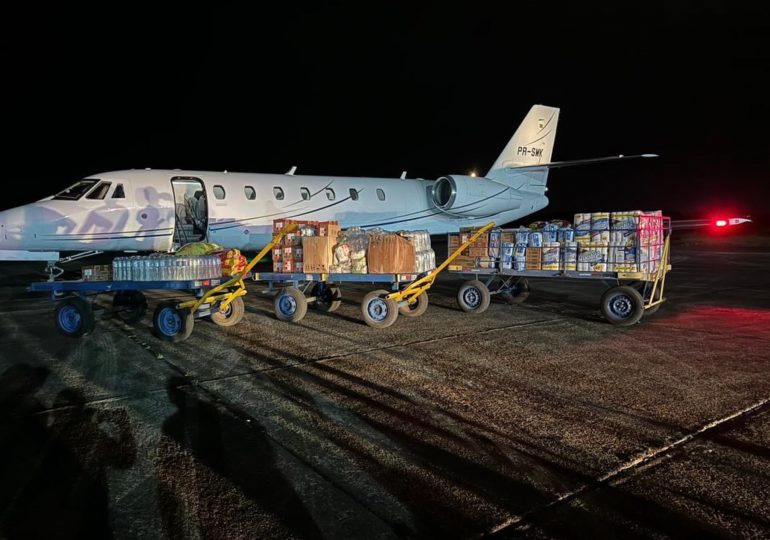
159 256 167 281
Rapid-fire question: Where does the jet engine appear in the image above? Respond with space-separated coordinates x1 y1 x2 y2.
430 175 521 217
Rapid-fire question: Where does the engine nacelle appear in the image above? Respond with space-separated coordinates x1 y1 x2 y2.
431 175 521 217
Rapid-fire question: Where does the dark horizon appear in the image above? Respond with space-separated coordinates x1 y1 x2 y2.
4 4 769 220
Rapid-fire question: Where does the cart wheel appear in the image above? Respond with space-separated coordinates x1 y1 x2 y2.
399 292 429 317
313 284 342 312
54 297 95 338
113 291 147 324
361 289 399 328
500 279 530 305
274 287 308 322
600 286 644 326
210 296 245 327
153 301 195 341
457 280 491 314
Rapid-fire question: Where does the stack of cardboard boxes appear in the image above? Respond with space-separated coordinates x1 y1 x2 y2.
272 219 340 273
81 264 113 281
448 228 516 272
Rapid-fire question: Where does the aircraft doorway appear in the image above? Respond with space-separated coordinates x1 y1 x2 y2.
171 177 208 246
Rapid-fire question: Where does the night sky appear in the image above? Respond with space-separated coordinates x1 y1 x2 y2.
5 3 769 220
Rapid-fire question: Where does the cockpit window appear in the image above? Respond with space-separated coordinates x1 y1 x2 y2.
86 181 112 200
112 183 125 199
53 179 98 200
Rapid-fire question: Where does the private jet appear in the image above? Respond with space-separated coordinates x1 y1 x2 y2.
0 105 657 266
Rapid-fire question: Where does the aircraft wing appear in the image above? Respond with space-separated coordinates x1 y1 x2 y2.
504 154 658 171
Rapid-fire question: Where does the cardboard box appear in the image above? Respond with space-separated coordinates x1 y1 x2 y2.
272 247 282 261
319 221 341 238
460 231 489 247
292 247 303 261
302 236 334 273
368 234 416 273
273 261 284 272
82 264 112 281
525 248 542 270
467 246 488 258
501 232 515 245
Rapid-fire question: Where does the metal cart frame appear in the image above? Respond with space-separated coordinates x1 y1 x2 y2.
449 218 672 326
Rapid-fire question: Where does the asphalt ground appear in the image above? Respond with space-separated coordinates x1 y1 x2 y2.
0 243 768 539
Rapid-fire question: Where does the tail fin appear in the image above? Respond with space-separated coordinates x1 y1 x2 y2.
487 105 560 175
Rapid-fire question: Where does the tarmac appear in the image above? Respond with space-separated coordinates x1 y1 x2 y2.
0 241 768 539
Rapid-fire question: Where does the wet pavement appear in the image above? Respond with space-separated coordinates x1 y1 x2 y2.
0 245 768 539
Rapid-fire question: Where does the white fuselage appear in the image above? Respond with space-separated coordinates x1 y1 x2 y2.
0 169 549 254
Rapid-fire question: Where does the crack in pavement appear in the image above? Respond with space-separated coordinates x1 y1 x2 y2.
486 396 770 537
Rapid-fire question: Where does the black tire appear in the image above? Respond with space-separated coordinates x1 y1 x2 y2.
457 280 491 314
113 290 147 324
399 292 429 317
500 279 530 305
600 286 645 326
274 287 308 322
361 289 399 328
210 296 245 327
153 301 195 341
313 284 342 313
54 296 95 338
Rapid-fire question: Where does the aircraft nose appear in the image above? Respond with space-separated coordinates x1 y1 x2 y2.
0 205 31 249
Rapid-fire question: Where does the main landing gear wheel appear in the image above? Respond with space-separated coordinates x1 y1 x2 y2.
600 286 644 326
313 284 342 313
274 287 308 322
361 289 399 328
398 292 429 317
54 297 95 338
500 279 530 305
153 301 195 342
457 280 491 314
210 296 245 327
113 290 147 324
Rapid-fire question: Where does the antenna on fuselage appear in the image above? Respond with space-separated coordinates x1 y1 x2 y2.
286 166 297 175
400 171 407 180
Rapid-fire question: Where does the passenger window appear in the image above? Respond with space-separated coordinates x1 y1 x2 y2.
377 188 386 201
86 181 112 200
349 188 359 201
112 183 125 199
273 187 284 200
213 185 226 200
300 187 310 200
325 188 335 201
244 186 256 200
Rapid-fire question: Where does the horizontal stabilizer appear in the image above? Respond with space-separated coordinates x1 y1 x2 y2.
503 153 658 171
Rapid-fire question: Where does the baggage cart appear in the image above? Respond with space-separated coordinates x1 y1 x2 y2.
253 222 496 328
29 224 300 341
448 216 672 326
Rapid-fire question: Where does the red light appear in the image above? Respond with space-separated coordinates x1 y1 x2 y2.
715 219 727 227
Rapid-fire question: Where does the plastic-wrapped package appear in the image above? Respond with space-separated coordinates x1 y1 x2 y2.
400 230 431 253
